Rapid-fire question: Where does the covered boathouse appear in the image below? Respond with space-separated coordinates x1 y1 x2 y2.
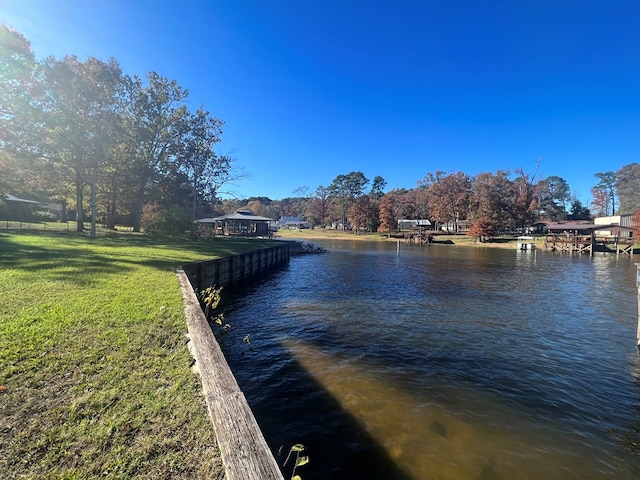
544 221 635 256
195 210 273 238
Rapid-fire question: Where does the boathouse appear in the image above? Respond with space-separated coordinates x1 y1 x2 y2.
195 210 273 237
544 221 635 256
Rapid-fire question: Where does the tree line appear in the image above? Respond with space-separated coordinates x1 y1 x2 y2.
220 162 640 239
1 25 235 237
2 24 639 239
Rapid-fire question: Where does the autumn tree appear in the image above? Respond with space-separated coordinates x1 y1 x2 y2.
512 169 538 230
426 172 470 232
308 185 329 227
468 217 495 242
469 171 515 231
348 195 379 233
590 186 610 217
401 187 429 220
378 189 402 233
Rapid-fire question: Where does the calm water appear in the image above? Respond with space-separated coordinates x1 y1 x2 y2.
219 240 640 479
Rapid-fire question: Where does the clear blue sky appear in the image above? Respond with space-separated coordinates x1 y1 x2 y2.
2 0 639 202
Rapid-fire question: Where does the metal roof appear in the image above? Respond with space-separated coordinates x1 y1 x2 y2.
545 222 635 232
194 211 273 223
3 193 40 204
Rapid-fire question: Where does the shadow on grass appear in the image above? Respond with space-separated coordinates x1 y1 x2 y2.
0 232 287 285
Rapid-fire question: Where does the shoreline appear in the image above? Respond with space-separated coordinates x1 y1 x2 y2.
273 229 525 249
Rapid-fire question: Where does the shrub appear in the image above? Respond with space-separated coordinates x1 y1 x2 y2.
141 203 194 239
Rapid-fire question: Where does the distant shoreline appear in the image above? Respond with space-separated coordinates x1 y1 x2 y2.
274 229 524 249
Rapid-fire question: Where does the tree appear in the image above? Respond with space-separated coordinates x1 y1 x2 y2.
469 170 515 231
593 171 617 215
590 187 610 217
36 55 124 234
512 168 538 230
308 185 329 227
567 198 591 220
468 217 495 242
533 175 571 221
369 175 387 200
401 187 429 220
327 171 369 229
0 25 37 157
426 172 470 232
615 163 640 214
0 24 38 197
378 190 401 233
348 195 379 233
179 107 226 220
418 170 446 188
123 72 192 232
632 206 640 235
291 186 311 219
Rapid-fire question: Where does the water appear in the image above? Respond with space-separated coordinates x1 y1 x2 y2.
219 240 640 479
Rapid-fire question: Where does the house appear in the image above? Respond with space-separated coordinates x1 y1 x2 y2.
397 219 431 231
594 214 634 238
1 193 41 221
440 220 471 233
279 216 311 229
195 210 273 237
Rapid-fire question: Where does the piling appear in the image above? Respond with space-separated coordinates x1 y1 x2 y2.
636 263 640 347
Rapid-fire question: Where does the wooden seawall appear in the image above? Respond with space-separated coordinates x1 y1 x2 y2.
182 243 290 290
177 244 290 480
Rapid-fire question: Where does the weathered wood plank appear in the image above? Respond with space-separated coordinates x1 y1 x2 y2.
177 267 284 480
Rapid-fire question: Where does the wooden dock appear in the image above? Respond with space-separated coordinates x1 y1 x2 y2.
544 234 634 256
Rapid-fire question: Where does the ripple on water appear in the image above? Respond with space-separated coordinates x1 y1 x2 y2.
223 244 640 479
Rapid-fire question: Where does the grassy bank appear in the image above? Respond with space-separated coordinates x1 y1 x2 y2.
0 232 276 479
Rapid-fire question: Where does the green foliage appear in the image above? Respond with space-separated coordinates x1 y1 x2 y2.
141 203 194 239
198 285 225 326
283 443 309 480
615 163 640 214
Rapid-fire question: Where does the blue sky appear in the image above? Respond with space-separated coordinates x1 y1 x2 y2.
2 0 639 202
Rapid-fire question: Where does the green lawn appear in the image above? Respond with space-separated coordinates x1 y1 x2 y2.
0 232 276 479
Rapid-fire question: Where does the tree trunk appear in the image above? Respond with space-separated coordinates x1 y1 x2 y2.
75 170 84 232
90 165 97 239
107 192 117 230
132 183 145 233
192 177 198 221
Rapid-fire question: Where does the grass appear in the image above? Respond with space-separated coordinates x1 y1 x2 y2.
0 231 277 479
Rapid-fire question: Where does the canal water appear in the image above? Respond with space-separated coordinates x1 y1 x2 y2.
219 240 640 479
